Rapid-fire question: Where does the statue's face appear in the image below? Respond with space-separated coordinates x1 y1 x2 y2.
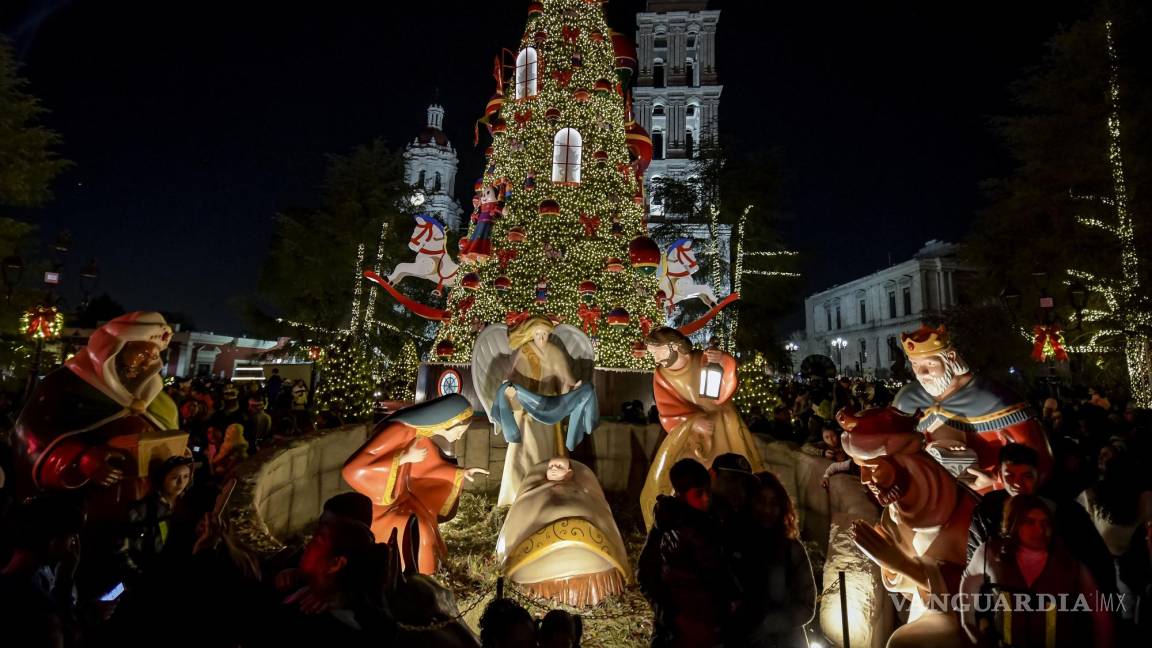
858 456 905 506
546 457 573 482
647 343 682 369
531 327 550 351
442 420 471 443
116 341 162 390
910 352 957 397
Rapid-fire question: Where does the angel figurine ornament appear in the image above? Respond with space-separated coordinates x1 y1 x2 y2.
472 316 598 506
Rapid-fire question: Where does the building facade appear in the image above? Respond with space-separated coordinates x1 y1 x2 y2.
633 0 722 220
800 241 978 377
403 103 464 230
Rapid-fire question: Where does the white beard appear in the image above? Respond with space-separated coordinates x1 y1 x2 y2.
919 369 955 397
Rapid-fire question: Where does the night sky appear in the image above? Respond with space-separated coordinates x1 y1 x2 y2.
1 0 1090 335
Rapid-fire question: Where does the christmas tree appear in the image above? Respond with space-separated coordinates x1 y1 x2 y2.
315 334 374 420
432 0 663 369
382 339 419 400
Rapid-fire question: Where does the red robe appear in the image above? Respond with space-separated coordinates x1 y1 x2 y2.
342 421 465 574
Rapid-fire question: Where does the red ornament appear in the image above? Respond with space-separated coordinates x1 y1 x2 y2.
308 346 323 361
632 340 648 358
507 226 527 242
457 295 476 315
562 25 581 43
1032 323 1070 362
626 120 653 174
629 235 661 275
538 199 561 217
578 280 599 298
572 89 591 102
594 79 613 95
436 340 456 357
606 307 630 326
494 276 512 292
496 248 518 269
545 106 562 120
593 150 608 165
527 1 543 17
491 120 507 136
462 272 481 290
589 31 604 43
610 30 637 86
514 109 532 126
605 257 625 273
534 31 548 44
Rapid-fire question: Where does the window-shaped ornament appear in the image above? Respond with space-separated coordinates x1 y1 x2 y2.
551 127 583 184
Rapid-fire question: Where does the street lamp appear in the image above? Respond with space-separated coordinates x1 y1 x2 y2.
830 337 848 376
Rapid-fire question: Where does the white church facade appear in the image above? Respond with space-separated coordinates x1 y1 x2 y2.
403 103 465 231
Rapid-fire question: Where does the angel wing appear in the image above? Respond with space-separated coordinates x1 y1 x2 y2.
549 324 595 384
471 324 514 420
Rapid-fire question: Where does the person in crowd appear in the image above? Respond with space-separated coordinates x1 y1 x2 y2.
126 455 194 576
270 492 375 593
802 419 847 461
725 471 816 647
647 404 660 425
710 453 758 529
212 383 248 443
638 458 737 648
210 423 249 478
265 368 284 406
538 608 583 648
247 395 272 448
1077 442 1152 622
0 496 87 648
765 404 793 440
961 495 1114 647
256 517 395 646
479 597 537 648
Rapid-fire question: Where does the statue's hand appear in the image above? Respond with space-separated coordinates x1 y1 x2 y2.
703 348 724 365
463 467 490 482
850 520 909 574
503 385 517 401
965 467 997 491
80 446 131 487
399 445 428 465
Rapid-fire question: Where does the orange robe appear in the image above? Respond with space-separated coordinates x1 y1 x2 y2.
342 421 465 574
640 350 764 530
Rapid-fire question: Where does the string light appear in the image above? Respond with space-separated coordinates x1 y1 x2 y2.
733 352 780 414
1066 20 1151 406
382 339 419 400
275 317 429 341
315 334 374 419
429 0 665 369
729 203 799 351
365 220 390 324
349 243 366 334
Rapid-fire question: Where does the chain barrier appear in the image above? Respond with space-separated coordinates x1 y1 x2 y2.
395 581 498 632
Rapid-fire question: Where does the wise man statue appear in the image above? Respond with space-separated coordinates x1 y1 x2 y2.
892 324 1051 488
842 407 977 648
14 312 186 525
639 327 764 530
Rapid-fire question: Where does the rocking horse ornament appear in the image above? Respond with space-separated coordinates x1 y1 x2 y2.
385 214 459 296
657 238 718 312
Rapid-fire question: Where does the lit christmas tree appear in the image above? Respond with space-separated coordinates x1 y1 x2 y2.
733 352 781 415
382 339 419 400
315 334 374 420
431 0 663 369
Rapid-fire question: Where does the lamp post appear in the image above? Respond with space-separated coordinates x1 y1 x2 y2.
831 337 848 376
784 341 799 376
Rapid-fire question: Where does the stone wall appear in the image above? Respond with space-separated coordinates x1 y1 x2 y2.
226 419 891 647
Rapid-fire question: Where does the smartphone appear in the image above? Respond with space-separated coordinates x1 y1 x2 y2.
100 582 125 602
192 445 202 453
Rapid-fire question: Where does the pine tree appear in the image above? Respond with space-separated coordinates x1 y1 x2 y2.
432 0 664 369
315 335 374 420
382 339 419 400
734 352 780 416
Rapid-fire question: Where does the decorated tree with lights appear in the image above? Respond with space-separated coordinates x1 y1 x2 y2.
382 338 419 400
733 352 781 415
315 335 374 420
430 0 664 369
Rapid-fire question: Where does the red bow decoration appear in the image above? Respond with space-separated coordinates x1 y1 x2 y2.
456 296 475 316
579 213 601 237
578 303 602 336
496 248 518 270
638 315 654 337
1031 323 1069 362
561 26 581 43
506 311 532 327
514 109 532 126
552 70 573 88
25 306 59 338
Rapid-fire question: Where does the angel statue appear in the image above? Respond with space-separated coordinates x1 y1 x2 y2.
472 316 598 507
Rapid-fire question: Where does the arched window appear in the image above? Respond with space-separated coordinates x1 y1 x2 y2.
417 170 426 188
515 47 539 100
652 130 664 160
652 104 665 117
551 128 582 183
433 172 442 192
685 129 695 159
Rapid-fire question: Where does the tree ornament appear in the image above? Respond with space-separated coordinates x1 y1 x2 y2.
610 30 637 86
534 276 550 303
507 226 527 243
1032 324 1070 362
609 214 624 236
562 25 581 43
545 106 562 121
605 257 625 273
436 340 456 357
534 30 548 44
629 235 661 275
594 79 613 95
571 51 584 68
462 272 481 290
606 306 630 326
573 88 591 102
578 302 602 335
578 280 599 302
497 248 519 270
551 70 573 88
539 199 561 216
524 169 537 189
631 340 648 358
589 30 604 43
494 276 513 292
579 213 601 237
514 109 533 125
527 1 543 18
22 305 64 340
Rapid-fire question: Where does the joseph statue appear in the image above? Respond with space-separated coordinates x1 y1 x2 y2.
639 327 764 530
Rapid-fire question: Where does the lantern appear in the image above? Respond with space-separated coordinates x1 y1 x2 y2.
698 338 724 399
629 235 660 275
607 307 630 326
436 340 456 357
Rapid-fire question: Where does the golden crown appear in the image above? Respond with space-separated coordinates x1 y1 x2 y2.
900 324 951 359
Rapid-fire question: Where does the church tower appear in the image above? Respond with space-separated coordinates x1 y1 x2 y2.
403 102 465 230
633 0 722 219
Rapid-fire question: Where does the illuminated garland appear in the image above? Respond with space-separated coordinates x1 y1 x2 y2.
383 339 419 400
315 334 374 420
1067 20 1151 407
729 204 800 351
22 305 64 340
430 0 665 369
365 220 390 324
349 243 366 333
